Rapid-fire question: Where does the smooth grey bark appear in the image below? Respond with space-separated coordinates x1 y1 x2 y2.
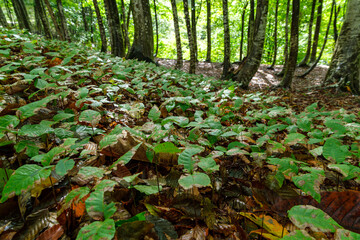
205 0 211 62
324 0 360 94
153 0 159 57
43 0 64 40
278 0 290 76
183 0 196 73
310 0 323 63
0 7 8 27
127 0 154 62
11 0 32 31
191 0 198 61
222 0 230 77
247 0 255 55
279 0 300 88
57 0 70 42
239 2 248 61
120 0 130 53
35 0 52 39
104 0 125 57
93 0 107 52
170 0 183 69
232 0 269 88
298 0 316 67
333 1 340 42
269 0 279 69
299 0 334 78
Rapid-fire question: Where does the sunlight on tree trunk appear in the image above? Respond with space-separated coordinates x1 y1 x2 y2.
170 0 183 69
11 0 32 31
239 2 247 62
43 0 64 40
205 0 211 62
57 0 70 42
269 0 279 69
0 7 9 28
278 0 290 77
310 0 323 63
183 0 196 74
222 0 230 77
35 0 52 39
93 0 107 52
247 0 255 55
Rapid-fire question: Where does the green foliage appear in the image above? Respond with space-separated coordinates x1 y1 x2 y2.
76 219 115 240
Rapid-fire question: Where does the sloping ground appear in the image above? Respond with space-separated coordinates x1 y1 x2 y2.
1 29 360 240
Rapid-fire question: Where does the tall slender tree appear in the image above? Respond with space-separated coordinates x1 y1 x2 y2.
183 0 196 73
93 0 107 52
232 0 269 88
127 0 154 62
0 7 9 28
11 0 32 31
239 2 248 61
191 0 198 61
81 1 89 32
278 0 290 76
4 0 14 27
205 0 211 62
104 0 125 57
247 0 255 55
269 0 279 69
120 0 130 53
222 0 230 77
310 0 323 63
43 0 64 40
170 0 183 69
153 0 159 57
34 0 52 39
333 1 340 42
57 0 70 42
278 0 300 88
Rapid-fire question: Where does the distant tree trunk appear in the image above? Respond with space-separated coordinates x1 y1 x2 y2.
35 0 52 39
239 2 247 61
0 7 9 28
43 0 64 40
205 0 211 62
324 0 360 94
247 0 255 55
34 3 42 33
81 1 89 32
57 0 70 42
222 0 230 77
120 0 130 53
310 0 323 63
153 0 159 57
170 0 183 69
104 0 125 57
93 0 107 52
183 0 196 73
298 0 316 67
191 0 198 61
278 0 300 88
11 0 32 31
333 1 340 42
4 0 14 27
300 0 334 78
89 6 94 42
269 0 279 69
232 0 269 88
278 0 290 76
127 0 154 62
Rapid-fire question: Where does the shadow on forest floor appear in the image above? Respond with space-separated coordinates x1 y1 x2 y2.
157 58 329 91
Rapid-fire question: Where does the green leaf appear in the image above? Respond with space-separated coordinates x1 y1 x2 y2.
134 185 162 195
65 187 90 204
53 113 74 122
86 190 116 219
284 133 306 145
76 219 115 240
198 157 219 173
0 115 20 129
288 205 342 233
162 116 189 127
99 134 118 149
325 119 347 135
94 180 117 192
292 170 325 203
178 147 202 173
17 96 54 119
123 173 141 183
109 143 141 169
79 110 101 127
55 158 75 176
178 172 211 189
0 49 10 57
1 165 51 203
31 146 66 166
297 118 311 132
323 138 350 163
115 212 146 227
14 140 39 157
328 164 360 181
19 123 53 137
280 230 315 240
153 142 181 154
148 105 161 122
267 157 304 178
335 229 360 239
78 166 105 180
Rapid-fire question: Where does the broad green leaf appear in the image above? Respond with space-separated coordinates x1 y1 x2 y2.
55 158 75 176
19 123 53 137
178 172 211 189
123 173 141 183
109 143 141 169
328 164 360 181
153 142 181 154
280 230 314 240
325 119 347 135
78 166 105 180
134 185 162 195
335 229 360 239
94 180 117 192
288 205 342 233
0 49 10 57
79 110 101 127
198 157 219 173
284 133 306 145
31 147 66 166
86 190 116 219
53 113 74 122
65 187 90 204
1 165 51 203
0 115 20 129
54 128 73 139
115 212 146 227
178 147 202 173
267 157 304 178
323 138 350 163
14 140 39 157
292 171 325 203
148 105 161 122
99 134 118 149
162 116 189 127
17 96 54 119
297 118 311 132
76 219 115 240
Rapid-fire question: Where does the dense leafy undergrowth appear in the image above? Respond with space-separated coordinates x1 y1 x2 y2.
1 28 360 240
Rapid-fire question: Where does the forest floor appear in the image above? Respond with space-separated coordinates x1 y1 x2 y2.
157 58 329 90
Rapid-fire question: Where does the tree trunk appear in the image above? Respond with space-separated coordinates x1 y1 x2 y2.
247 0 255 55
222 0 230 77
324 0 360 94
57 0 70 42
183 0 196 73
120 0 130 53
35 0 52 39
298 0 316 67
4 0 14 27
93 0 107 52
269 0 279 69
278 0 300 88
34 2 42 33
0 7 9 28
81 1 89 32
89 6 94 43
205 0 211 62
310 0 323 63
299 0 334 78
104 0 125 57
153 0 159 57
232 0 269 88
11 0 32 31
278 0 290 76
170 0 183 69
191 0 198 61
239 2 247 61
43 0 64 40
333 2 340 42
127 0 154 62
